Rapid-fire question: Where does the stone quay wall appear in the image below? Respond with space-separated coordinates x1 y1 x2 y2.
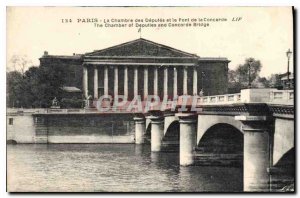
7 109 135 144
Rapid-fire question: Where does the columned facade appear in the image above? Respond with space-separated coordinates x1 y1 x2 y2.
80 38 230 101
83 65 202 101
173 67 178 98
124 66 128 99
83 66 88 98
154 67 158 96
193 67 197 95
144 67 148 99
93 67 98 99
183 67 188 95
114 67 118 97
104 66 108 96
163 67 168 97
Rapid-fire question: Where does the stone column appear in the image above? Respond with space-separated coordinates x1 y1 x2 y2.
154 67 158 96
83 65 88 99
134 117 145 144
148 114 164 152
104 66 108 96
177 113 197 166
134 67 138 97
94 67 98 99
144 67 148 100
193 67 198 95
173 67 178 98
235 115 271 192
163 67 168 97
114 66 118 98
183 66 188 95
124 66 128 99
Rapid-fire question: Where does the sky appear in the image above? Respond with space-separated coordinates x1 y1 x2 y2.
6 6 294 77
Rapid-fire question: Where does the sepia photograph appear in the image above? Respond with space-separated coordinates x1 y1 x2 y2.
6 6 295 192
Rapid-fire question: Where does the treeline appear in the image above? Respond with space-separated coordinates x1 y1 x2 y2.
7 64 68 108
228 58 282 93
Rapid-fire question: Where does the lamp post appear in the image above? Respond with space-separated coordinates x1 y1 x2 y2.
286 49 292 89
248 59 254 88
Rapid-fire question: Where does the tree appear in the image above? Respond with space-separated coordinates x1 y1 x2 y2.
267 74 282 89
228 58 284 93
252 77 270 88
7 71 24 107
37 64 67 107
9 55 32 75
7 64 68 108
228 58 262 92
236 58 262 87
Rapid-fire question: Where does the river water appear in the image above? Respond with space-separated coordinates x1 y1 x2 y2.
7 144 244 192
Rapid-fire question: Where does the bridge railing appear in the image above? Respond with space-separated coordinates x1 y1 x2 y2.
196 89 294 106
197 93 241 106
240 88 294 105
269 90 294 104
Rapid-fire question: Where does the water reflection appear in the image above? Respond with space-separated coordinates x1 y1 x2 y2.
8 144 244 192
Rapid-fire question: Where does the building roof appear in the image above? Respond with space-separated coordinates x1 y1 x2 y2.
198 57 229 62
85 38 199 58
280 72 294 80
279 72 293 77
41 51 83 60
40 38 230 63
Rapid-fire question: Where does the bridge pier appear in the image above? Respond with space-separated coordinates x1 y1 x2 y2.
177 113 197 166
134 117 146 144
148 115 164 152
236 115 272 192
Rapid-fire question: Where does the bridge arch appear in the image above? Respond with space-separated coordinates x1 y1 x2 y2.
164 115 179 135
143 116 153 144
271 147 295 190
145 117 151 134
197 123 243 155
163 120 179 141
273 117 294 166
273 147 294 168
197 114 242 145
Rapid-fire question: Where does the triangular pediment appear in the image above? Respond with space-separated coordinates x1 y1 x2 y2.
85 38 198 58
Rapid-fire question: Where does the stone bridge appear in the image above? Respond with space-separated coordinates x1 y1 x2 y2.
133 88 294 191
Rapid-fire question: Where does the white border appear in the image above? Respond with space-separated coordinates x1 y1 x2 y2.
1 1 299 197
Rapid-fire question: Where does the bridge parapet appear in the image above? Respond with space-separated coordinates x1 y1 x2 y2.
197 89 294 106
268 90 294 105
240 89 293 105
197 93 241 105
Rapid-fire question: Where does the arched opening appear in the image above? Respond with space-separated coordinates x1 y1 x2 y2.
274 147 294 171
271 148 294 191
196 123 243 167
162 121 180 152
144 123 151 144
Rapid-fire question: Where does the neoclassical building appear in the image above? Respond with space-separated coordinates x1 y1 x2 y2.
39 38 230 100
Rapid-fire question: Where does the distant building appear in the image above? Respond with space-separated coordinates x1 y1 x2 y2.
279 72 294 89
39 38 230 100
